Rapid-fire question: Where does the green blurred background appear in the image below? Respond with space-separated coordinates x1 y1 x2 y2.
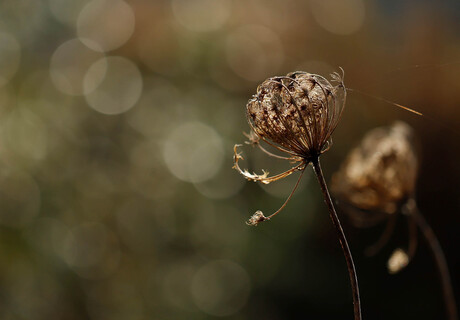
0 0 459 319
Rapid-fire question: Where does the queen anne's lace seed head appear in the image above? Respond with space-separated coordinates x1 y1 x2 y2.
246 70 346 160
233 70 346 226
332 121 418 214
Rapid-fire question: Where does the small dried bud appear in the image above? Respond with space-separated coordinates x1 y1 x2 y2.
246 70 346 160
246 210 268 226
332 121 418 214
387 248 409 274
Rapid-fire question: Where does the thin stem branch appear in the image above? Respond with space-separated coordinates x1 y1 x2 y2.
405 199 458 320
265 167 306 220
312 157 362 320
365 213 397 257
406 211 418 260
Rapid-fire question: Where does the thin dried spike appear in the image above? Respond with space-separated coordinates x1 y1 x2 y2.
232 144 304 184
345 88 422 116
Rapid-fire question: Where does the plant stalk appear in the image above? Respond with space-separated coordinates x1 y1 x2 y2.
406 199 458 320
312 157 362 320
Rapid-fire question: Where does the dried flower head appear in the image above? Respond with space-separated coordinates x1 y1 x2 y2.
245 70 346 161
233 70 346 224
330 122 457 320
332 121 418 215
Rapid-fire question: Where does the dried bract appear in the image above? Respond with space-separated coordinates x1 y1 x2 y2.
332 121 418 214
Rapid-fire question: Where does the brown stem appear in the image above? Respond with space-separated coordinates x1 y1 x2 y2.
365 213 397 257
312 157 362 320
405 199 458 320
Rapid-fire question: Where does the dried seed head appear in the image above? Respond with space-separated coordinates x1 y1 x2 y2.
387 248 409 274
234 70 345 226
246 210 268 226
246 70 346 160
332 121 418 214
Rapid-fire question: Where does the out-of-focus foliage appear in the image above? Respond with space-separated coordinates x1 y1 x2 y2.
0 0 459 319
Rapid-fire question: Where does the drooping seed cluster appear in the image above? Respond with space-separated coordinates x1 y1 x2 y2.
332 122 418 214
246 71 346 160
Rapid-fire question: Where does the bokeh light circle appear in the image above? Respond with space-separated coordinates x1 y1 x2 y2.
226 25 284 81
60 222 121 279
161 261 197 311
163 122 224 183
0 168 40 228
0 32 21 87
50 38 105 96
191 260 251 317
5 107 48 161
77 0 135 52
62 223 110 268
137 21 183 76
171 0 231 32
84 56 143 115
309 0 365 35
193 156 246 200
48 0 90 26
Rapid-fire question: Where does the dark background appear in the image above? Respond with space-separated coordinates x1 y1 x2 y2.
0 0 459 319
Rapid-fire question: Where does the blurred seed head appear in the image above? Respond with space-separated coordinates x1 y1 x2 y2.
246 70 346 160
332 121 418 214
387 248 409 274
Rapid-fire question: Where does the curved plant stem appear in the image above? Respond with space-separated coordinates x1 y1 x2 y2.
365 213 397 257
406 199 458 320
312 157 362 320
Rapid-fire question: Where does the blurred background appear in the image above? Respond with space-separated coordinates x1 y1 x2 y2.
0 0 459 319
